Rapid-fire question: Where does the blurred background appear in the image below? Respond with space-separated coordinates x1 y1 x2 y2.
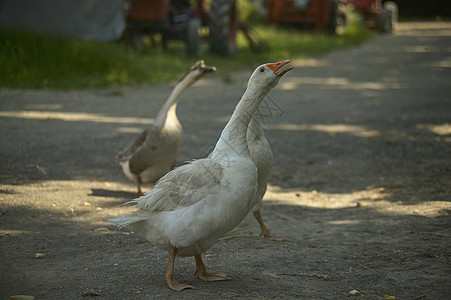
1 0 450 89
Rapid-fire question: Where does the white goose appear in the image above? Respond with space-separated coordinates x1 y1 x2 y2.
116 60 216 195
110 60 292 291
247 115 283 240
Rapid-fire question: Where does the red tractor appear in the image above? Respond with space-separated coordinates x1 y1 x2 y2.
341 0 398 32
265 0 398 34
266 0 342 34
124 0 238 56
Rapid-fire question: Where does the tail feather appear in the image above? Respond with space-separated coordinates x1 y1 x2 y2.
109 214 145 229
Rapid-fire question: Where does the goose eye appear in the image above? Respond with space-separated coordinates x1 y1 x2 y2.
259 67 265 73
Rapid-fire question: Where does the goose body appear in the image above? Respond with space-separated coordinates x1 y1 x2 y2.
116 61 216 194
119 157 257 256
247 116 283 240
110 60 292 291
248 116 273 209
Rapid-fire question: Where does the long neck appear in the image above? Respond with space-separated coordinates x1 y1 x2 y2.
211 87 267 161
154 76 194 128
247 114 265 140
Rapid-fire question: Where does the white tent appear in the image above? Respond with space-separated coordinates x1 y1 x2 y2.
0 0 125 41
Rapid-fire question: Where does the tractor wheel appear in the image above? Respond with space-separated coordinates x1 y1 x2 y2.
335 2 347 32
209 0 237 55
377 2 398 33
326 0 339 35
377 7 394 33
186 18 200 57
384 1 398 31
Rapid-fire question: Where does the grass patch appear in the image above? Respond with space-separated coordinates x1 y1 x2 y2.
0 15 371 90
0 29 186 89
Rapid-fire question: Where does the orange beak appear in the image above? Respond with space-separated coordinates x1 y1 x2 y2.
266 60 293 77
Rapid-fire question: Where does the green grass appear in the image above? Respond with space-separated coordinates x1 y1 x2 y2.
0 14 371 90
0 29 185 89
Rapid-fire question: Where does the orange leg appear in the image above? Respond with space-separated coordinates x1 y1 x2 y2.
136 176 143 197
165 246 193 291
253 210 285 241
194 254 229 282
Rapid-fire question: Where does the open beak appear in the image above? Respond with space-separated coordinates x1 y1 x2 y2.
199 60 217 73
266 60 293 77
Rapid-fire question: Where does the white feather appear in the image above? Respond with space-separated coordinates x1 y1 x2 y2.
110 60 291 260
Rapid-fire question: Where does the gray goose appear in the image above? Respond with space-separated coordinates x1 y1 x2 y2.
116 60 216 195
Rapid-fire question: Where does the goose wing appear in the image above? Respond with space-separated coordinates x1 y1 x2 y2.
116 126 164 175
128 127 168 175
128 158 224 211
116 128 149 161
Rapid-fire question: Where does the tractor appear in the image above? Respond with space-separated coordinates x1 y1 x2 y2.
123 0 239 56
265 0 342 34
264 0 398 34
341 0 398 33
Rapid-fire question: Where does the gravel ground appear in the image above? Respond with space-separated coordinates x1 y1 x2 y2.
1 22 450 299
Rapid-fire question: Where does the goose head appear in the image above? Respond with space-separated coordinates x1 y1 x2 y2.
247 60 293 94
181 60 216 84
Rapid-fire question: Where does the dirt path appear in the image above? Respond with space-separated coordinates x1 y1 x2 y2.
1 22 450 299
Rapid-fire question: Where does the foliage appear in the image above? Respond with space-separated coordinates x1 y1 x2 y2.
0 10 371 90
